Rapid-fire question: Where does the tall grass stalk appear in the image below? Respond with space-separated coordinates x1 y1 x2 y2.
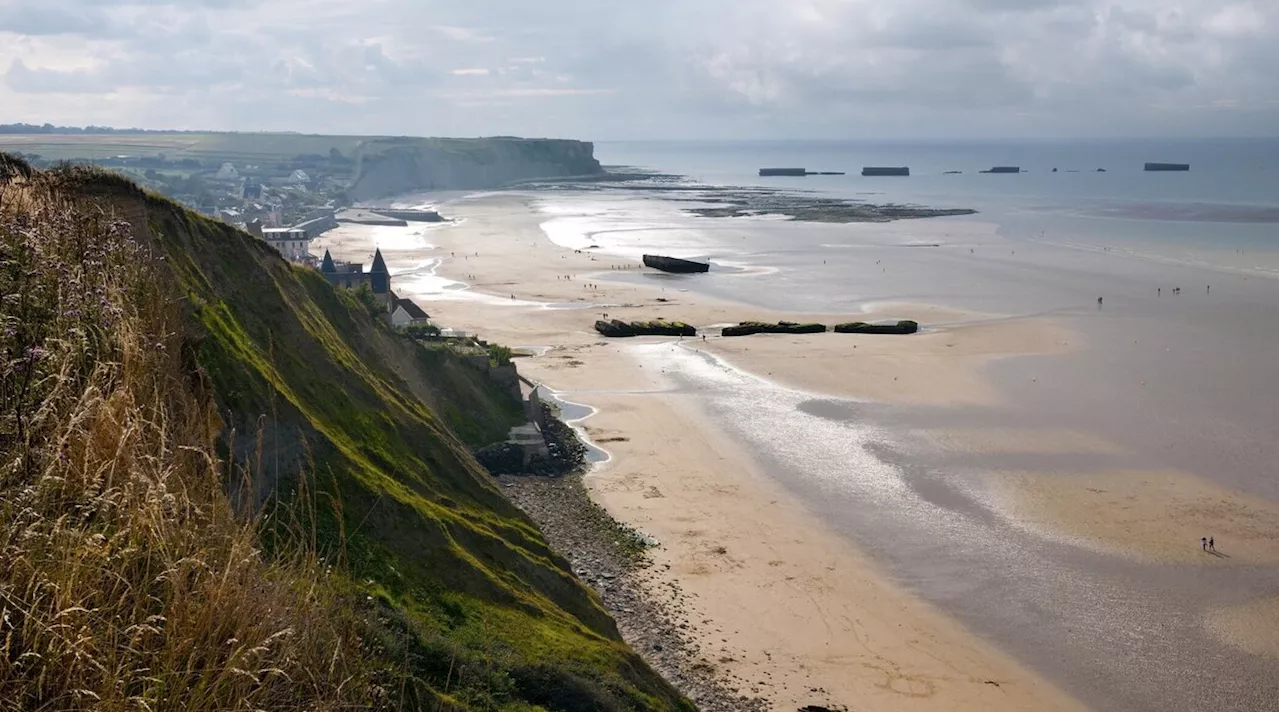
0 172 380 710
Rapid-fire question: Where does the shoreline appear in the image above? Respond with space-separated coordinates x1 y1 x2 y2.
496 471 772 712
311 191 1094 711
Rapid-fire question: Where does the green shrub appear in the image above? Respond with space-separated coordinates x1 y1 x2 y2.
488 343 514 366
402 322 442 338
352 283 387 319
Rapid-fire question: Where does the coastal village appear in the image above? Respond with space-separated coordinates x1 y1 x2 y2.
256 207 438 329
7 149 355 229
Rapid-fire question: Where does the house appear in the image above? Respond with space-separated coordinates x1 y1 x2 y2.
214 162 239 180
288 169 310 184
262 227 312 263
320 248 394 305
391 298 430 328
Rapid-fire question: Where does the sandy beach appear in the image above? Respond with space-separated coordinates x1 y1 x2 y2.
309 192 1090 706
312 184 1280 712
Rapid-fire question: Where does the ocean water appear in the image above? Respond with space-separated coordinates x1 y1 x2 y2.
595 138 1279 273
510 138 1278 712
596 138 1277 203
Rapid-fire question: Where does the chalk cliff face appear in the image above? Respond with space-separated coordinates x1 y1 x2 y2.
350 137 603 200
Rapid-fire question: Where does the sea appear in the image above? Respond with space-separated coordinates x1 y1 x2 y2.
434 138 1280 712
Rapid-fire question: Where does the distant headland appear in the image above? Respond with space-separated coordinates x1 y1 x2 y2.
0 124 605 225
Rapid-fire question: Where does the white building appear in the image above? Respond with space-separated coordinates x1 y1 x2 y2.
261 227 312 263
391 298 431 328
215 162 239 180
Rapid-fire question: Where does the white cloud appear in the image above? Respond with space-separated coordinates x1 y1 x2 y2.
0 0 1274 139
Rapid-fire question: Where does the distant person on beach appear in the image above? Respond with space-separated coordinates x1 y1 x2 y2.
1097 297 1103 306
1209 537 1215 551
1201 537 1208 551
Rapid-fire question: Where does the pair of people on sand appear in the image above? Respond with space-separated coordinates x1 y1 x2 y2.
1200 536 1215 552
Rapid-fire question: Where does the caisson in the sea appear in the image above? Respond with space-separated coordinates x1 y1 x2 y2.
642 254 711 273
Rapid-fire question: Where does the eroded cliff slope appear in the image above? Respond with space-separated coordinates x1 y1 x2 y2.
351 137 603 201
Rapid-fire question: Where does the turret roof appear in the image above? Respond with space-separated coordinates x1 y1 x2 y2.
370 248 388 274
321 249 335 272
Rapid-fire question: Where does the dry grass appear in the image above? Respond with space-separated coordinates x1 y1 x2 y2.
0 169 381 710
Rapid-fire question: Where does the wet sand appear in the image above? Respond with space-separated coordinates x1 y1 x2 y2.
1204 596 1279 658
986 468 1277 565
696 315 1071 406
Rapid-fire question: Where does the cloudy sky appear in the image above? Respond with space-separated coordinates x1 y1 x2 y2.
1 0 1276 139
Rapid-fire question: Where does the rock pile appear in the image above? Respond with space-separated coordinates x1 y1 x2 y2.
538 401 588 473
473 401 587 477
473 442 525 474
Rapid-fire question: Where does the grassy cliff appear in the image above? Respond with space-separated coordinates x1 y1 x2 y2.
0 155 688 711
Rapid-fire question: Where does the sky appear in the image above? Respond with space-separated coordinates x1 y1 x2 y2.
0 0 1276 140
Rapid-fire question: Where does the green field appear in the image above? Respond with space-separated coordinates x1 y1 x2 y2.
0 132 377 162
0 132 542 164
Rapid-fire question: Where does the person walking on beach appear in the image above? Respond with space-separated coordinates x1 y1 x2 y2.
1201 537 1208 551
1209 537 1215 551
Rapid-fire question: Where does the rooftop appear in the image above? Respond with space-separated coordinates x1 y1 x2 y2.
394 298 429 319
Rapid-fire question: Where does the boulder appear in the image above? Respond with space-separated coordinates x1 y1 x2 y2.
833 320 919 335
473 442 525 475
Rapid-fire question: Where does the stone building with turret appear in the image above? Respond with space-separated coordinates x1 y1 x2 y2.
320 247 394 305
318 247 434 327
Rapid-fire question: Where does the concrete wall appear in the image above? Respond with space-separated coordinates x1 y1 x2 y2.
293 212 338 238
